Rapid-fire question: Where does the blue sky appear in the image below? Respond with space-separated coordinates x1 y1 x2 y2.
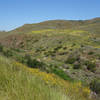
0 0 100 31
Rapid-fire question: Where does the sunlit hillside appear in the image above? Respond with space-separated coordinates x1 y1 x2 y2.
0 18 100 100
0 55 92 100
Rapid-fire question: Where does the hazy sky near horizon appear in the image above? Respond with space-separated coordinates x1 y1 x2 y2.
0 0 100 31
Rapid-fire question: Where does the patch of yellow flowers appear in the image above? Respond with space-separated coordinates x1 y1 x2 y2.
31 29 89 36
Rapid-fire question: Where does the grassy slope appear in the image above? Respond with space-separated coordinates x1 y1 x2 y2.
0 55 91 100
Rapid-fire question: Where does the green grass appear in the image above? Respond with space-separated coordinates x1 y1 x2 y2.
0 56 68 100
0 55 92 100
52 67 73 81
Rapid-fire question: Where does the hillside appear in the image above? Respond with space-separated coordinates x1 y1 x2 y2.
0 55 92 100
0 18 100 99
1 18 100 35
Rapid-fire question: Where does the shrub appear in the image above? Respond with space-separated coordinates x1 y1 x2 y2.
72 43 76 47
36 47 45 52
66 57 76 64
25 55 46 70
54 45 62 51
44 50 56 57
12 48 21 52
88 51 94 55
30 59 44 68
90 79 100 94
63 46 67 50
52 67 73 81
3 49 13 57
65 52 80 64
16 55 26 64
73 62 81 69
85 61 96 72
0 44 3 52
81 45 84 47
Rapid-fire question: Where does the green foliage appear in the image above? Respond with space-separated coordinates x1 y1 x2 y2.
90 79 100 94
28 59 44 69
11 48 22 52
36 47 45 52
54 45 62 51
73 63 81 69
0 56 68 100
52 67 73 81
16 55 26 63
44 50 56 57
65 51 80 64
66 57 76 64
0 43 3 52
3 49 13 57
88 51 94 55
85 60 96 72
25 55 46 69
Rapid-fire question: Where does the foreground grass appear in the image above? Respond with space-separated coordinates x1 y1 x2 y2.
0 55 92 100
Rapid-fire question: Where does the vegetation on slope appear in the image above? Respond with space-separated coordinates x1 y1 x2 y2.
0 55 92 100
0 28 100 83
0 18 100 99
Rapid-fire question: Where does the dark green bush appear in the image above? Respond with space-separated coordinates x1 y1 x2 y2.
25 55 46 70
52 68 73 81
16 55 26 64
73 63 81 69
54 45 62 51
44 50 56 57
0 44 3 52
88 51 94 55
36 47 45 52
12 48 22 52
65 52 80 64
90 79 100 94
72 43 76 47
3 49 13 57
81 45 84 47
85 61 96 72
65 57 76 64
